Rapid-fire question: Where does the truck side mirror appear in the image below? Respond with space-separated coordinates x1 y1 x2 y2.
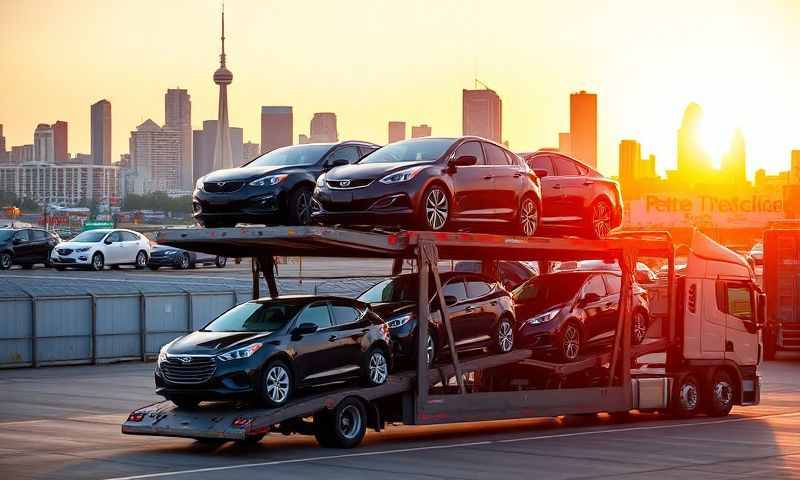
756 292 766 328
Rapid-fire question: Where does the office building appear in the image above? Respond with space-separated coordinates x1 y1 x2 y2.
33 124 54 163
0 124 5 155
558 132 571 155
91 99 112 165
388 121 406 143
128 119 182 194
52 120 68 163
618 139 641 186
411 124 432 138
721 129 747 185
462 88 502 143
569 91 597 168
243 142 260 163
230 126 243 167
165 88 192 189
212 8 234 171
0 163 121 205
261 106 293 153
192 120 244 178
298 134 309 145
791 150 800 185
676 102 712 183
10 145 34 164
309 113 338 143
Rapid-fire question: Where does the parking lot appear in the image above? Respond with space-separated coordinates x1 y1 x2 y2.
0 357 798 479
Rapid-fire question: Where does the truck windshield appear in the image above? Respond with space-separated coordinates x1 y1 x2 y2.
203 302 302 332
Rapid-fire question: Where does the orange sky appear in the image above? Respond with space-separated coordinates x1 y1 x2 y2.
2 0 799 178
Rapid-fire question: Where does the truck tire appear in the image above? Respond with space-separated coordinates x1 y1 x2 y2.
671 373 702 418
706 369 735 417
313 397 367 449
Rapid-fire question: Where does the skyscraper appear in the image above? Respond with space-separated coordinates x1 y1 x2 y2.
0 124 6 163
91 99 112 165
791 150 800 185
52 120 68 163
298 134 309 145
260 106 293 154
230 126 243 167
569 91 597 168
243 141 260 163
33 124 54 163
618 139 641 187
721 129 747 185
462 88 502 142
309 113 338 143
193 120 217 183
411 124 432 138
165 88 192 189
388 121 406 143
676 103 713 183
558 132 571 155
128 119 182 194
212 7 234 171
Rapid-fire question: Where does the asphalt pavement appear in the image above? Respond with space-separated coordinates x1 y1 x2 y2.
2 357 800 479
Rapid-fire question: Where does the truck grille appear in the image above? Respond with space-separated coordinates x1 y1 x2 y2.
781 323 800 349
161 356 216 384
204 181 245 193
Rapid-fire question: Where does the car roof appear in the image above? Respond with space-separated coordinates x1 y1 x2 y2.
518 149 602 176
252 294 366 306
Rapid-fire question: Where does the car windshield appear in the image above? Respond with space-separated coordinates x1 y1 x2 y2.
358 274 449 303
752 244 763 252
0 230 14 241
70 231 109 243
247 144 331 167
359 138 454 164
513 274 586 307
203 302 302 332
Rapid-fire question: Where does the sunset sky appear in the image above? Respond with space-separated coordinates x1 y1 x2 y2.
2 0 799 178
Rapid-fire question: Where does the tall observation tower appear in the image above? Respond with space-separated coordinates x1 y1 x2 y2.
212 5 234 171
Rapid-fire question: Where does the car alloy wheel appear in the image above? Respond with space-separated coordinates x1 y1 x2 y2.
367 349 388 386
136 251 147 268
296 191 312 225
562 324 580 360
0 253 11 270
497 318 514 353
519 197 538 236
264 364 291 405
215 256 227 268
425 334 436 367
424 187 448 231
632 311 647 345
591 200 612 239
92 253 104 271
179 253 190 270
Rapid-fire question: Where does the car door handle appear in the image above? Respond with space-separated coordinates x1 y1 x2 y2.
483 175 493 180
328 335 337 342
465 306 476 312
553 184 561 189
583 180 595 185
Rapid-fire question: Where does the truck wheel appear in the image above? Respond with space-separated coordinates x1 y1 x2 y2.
672 373 702 418
314 397 367 448
706 369 735 417
259 360 293 407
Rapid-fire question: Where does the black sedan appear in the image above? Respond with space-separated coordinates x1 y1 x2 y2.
312 137 542 236
513 270 650 361
0 227 60 270
148 244 227 270
193 141 378 228
519 150 623 239
155 295 391 408
358 272 516 367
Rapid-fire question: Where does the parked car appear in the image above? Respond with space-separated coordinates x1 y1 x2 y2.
357 272 516 367
50 229 151 271
518 150 622 239
553 259 658 285
155 295 391 408
313 137 542 236
193 141 379 228
148 244 227 270
453 260 539 291
0 227 61 270
747 242 763 266
513 270 650 361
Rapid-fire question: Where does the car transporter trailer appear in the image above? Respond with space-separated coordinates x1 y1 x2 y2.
122 226 759 447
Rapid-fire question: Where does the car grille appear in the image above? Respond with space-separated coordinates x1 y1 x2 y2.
57 248 73 255
204 181 245 193
327 179 373 189
160 356 216 384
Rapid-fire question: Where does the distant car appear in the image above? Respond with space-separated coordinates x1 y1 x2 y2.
357 272 516 367
148 244 227 270
193 141 379 228
313 137 542 236
519 150 622 239
748 242 763 266
0 228 61 270
453 260 538 291
155 296 391 408
553 259 657 285
51 229 151 271
514 270 651 361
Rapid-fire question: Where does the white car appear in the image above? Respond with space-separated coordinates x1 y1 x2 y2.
51 229 151 271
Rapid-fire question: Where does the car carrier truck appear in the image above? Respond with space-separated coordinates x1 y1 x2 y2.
763 229 800 359
122 226 761 448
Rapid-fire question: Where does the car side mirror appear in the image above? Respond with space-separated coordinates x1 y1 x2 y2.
581 292 601 304
533 169 549 178
444 295 458 306
292 322 318 336
327 158 349 169
104 238 113 245
449 155 477 168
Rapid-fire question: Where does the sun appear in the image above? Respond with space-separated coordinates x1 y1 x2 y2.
697 105 741 169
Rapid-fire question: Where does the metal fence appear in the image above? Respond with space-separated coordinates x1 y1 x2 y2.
0 277 384 368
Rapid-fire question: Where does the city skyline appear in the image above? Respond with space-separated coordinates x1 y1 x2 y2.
2 1 800 178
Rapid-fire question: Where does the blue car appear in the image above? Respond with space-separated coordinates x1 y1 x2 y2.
148 244 227 270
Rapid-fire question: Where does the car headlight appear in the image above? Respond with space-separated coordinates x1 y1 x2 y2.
217 343 263 362
316 174 326 187
386 313 413 329
165 249 178 255
526 308 560 326
75 247 91 252
249 174 288 187
195 178 204 191
379 167 424 184
158 345 169 364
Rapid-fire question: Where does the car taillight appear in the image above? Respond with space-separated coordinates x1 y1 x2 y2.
232 416 254 428
127 412 145 422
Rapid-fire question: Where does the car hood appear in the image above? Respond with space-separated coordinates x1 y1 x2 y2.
151 245 184 254
203 165 297 182
167 331 275 354
327 162 431 182
55 241 97 250
368 300 417 320
515 301 570 318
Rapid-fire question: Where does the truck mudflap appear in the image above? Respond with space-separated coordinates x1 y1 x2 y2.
741 374 761 406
